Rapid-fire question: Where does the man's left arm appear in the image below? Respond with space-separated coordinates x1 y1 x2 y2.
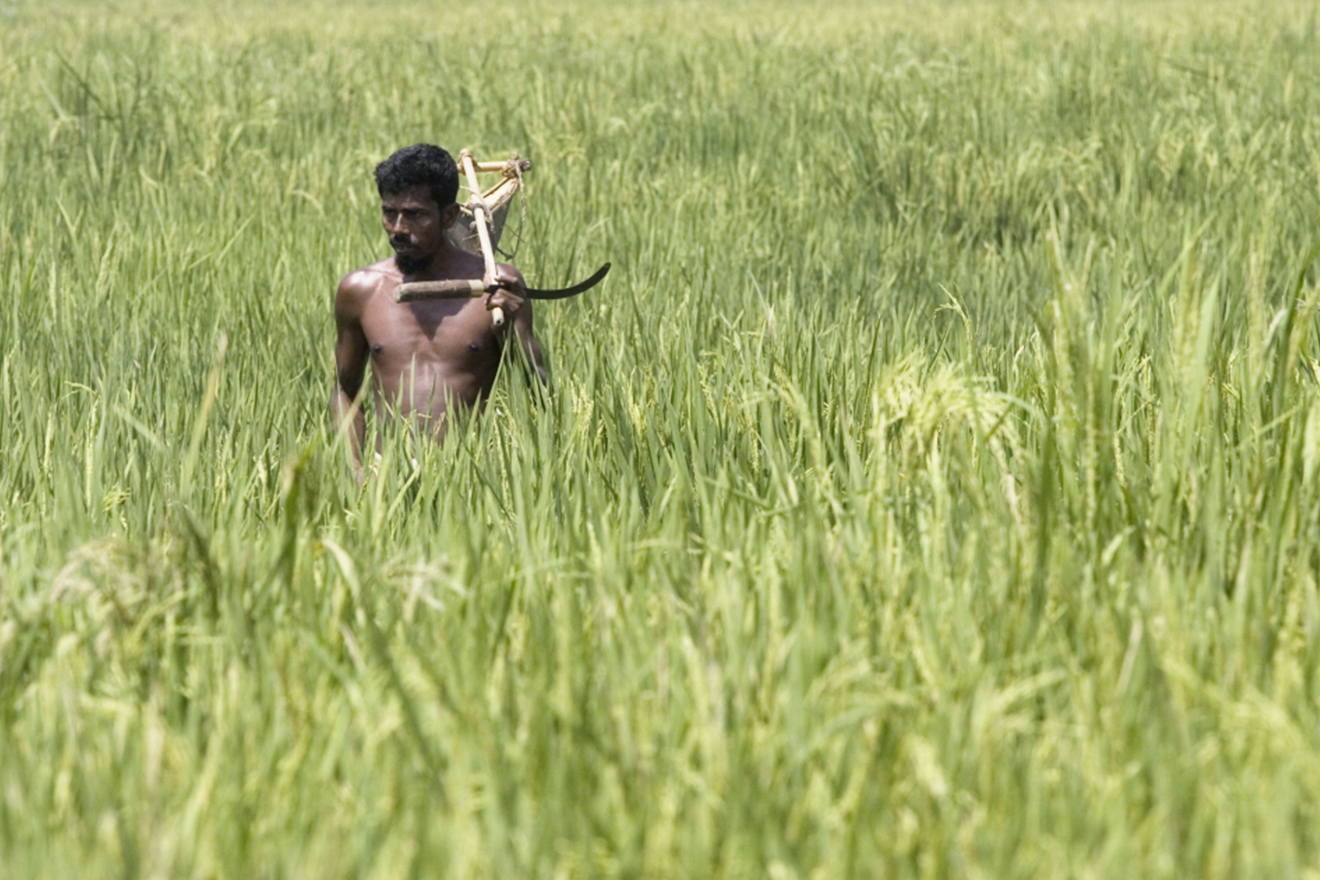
490 265 550 386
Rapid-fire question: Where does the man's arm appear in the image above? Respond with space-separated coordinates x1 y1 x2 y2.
489 264 549 386
331 273 372 472
512 299 549 386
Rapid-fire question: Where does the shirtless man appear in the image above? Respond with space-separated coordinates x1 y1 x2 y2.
331 144 547 466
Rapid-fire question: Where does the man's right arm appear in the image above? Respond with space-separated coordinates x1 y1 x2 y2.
331 272 372 474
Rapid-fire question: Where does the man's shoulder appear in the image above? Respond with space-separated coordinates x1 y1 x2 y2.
339 259 399 296
335 260 398 314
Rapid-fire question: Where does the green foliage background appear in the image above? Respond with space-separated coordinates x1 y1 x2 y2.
3 1 1320 876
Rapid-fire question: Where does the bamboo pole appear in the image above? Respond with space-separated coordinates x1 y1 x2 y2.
447 173 523 255
460 149 504 328
470 157 531 175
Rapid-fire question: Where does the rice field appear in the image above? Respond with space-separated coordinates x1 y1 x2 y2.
3 0 1320 876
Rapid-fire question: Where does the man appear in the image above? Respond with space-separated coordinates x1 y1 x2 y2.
331 144 547 466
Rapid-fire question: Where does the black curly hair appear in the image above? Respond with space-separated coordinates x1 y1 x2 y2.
375 144 459 208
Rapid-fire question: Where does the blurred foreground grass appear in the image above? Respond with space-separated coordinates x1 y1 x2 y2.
2 1 1320 877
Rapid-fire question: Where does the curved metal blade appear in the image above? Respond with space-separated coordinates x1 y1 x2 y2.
525 262 611 300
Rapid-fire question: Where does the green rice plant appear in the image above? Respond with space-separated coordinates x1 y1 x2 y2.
2 0 1320 877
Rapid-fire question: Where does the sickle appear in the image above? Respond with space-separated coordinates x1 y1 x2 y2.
393 263 611 303
525 262 611 299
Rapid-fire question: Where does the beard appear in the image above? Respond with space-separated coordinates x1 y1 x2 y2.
394 251 434 275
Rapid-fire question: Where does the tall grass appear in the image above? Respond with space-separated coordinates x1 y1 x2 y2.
2 1 1320 876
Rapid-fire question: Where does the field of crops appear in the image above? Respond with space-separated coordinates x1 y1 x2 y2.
3 0 1320 876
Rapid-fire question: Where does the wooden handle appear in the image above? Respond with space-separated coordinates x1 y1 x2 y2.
395 277 506 328
394 278 489 302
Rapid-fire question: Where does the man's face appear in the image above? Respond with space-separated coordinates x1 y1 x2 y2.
381 185 458 274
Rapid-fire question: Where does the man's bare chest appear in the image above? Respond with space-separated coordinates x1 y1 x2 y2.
361 296 501 370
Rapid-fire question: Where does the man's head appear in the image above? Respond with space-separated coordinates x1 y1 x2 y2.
376 144 462 274
375 143 460 208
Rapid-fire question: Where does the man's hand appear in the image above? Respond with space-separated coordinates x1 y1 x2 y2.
486 265 528 325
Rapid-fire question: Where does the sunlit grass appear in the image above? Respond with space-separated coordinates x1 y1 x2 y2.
2 1 1320 877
